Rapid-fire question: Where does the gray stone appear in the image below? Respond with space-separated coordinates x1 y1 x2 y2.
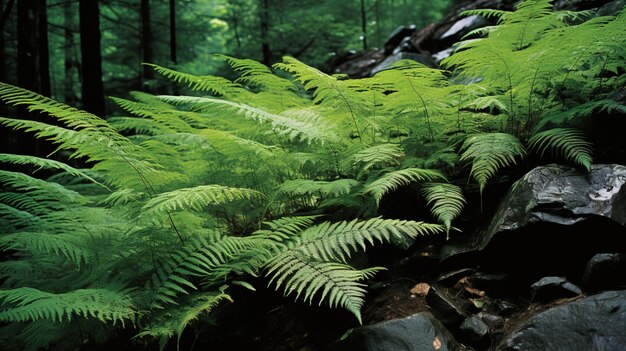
498 290 626 351
582 253 626 292
460 316 489 343
530 276 582 302
333 312 459 351
440 15 485 39
426 285 468 327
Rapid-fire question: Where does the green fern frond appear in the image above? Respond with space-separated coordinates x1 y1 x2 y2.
350 144 405 174
0 232 93 267
364 168 446 205
146 64 247 98
283 217 445 263
265 254 383 324
529 127 593 171
136 291 232 350
219 54 297 93
143 185 262 215
460 133 526 194
277 179 359 198
420 183 465 238
0 288 136 325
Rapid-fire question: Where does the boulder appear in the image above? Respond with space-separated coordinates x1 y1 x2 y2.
499 290 626 351
426 285 468 327
333 312 460 351
460 316 489 343
582 253 626 293
530 276 582 302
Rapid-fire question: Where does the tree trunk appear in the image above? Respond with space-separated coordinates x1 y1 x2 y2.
79 0 105 117
0 0 15 33
38 0 50 97
360 0 367 50
169 0 176 64
64 0 76 105
259 0 271 66
0 0 6 83
141 0 154 91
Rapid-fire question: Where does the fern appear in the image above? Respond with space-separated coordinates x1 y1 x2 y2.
350 144 404 174
142 185 262 215
364 167 446 205
529 128 593 171
420 183 465 239
460 133 526 195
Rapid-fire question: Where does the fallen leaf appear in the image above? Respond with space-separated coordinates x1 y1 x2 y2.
470 298 485 308
410 282 431 296
432 336 442 350
464 286 485 297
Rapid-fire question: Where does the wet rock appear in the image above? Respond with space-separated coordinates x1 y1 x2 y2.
384 25 417 54
432 47 454 64
478 312 504 333
460 316 489 343
530 276 582 302
332 312 459 351
467 272 511 296
582 253 626 293
426 285 468 327
370 52 434 75
440 15 485 40
498 290 626 351
483 164 626 247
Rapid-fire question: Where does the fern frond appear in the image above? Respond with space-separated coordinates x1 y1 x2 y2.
146 64 247 98
219 54 297 93
283 217 445 263
350 144 404 174
0 288 135 325
0 232 94 267
460 133 526 194
277 179 359 198
420 183 465 238
364 168 446 205
143 185 262 215
529 127 592 171
265 254 383 324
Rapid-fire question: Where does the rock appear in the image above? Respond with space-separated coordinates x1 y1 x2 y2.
436 268 475 286
370 52 434 75
478 312 504 333
432 47 454 64
460 316 489 343
483 164 626 246
440 15 485 40
467 272 511 296
499 290 626 351
493 300 518 317
384 25 417 54
582 253 626 293
426 285 468 327
333 312 459 351
530 276 582 302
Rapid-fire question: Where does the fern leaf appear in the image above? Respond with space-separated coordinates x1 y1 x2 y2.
0 288 136 325
277 179 359 198
364 168 446 205
529 127 593 171
351 144 405 173
460 133 526 194
146 64 246 98
420 183 466 238
143 185 262 215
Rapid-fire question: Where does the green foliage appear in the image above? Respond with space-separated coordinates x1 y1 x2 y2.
1 2 625 349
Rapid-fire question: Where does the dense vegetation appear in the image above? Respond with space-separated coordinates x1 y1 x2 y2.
0 0 625 350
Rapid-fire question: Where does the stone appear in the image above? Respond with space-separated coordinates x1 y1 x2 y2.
582 253 626 293
384 25 417 54
425 285 467 327
493 300 518 317
436 268 475 286
332 312 459 351
478 312 504 333
530 276 582 302
498 290 626 351
440 15 485 40
460 316 489 343
370 52 434 75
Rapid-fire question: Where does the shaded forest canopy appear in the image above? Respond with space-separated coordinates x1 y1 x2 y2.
0 0 624 350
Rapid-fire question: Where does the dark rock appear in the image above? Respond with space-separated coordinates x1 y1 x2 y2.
493 300 518 317
370 52 434 75
426 285 468 327
432 47 454 64
439 15 485 40
436 268 475 286
384 25 417 54
460 316 489 343
332 312 459 351
478 312 504 333
530 276 582 302
582 253 626 293
498 290 626 351
483 164 626 246
597 0 626 16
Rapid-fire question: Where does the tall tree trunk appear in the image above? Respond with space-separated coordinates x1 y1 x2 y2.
141 0 154 91
38 0 50 97
64 0 76 105
259 0 271 66
0 0 15 34
169 0 176 64
79 0 105 117
0 0 7 84
360 0 367 50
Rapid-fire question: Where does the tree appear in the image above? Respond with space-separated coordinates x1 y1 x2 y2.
170 0 176 64
79 0 105 117
141 0 154 91
63 0 77 105
38 0 50 97
259 0 271 65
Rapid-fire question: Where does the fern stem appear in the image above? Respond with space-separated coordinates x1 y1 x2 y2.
339 92 363 144
407 78 434 141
